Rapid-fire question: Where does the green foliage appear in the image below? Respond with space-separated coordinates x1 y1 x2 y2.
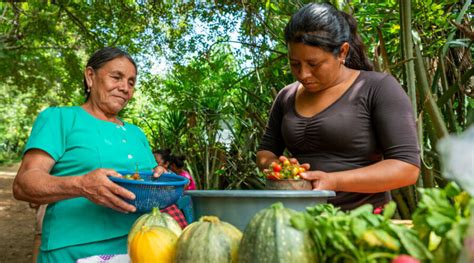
412 182 472 262
291 202 432 262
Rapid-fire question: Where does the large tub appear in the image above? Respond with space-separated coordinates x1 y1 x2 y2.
186 190 335 230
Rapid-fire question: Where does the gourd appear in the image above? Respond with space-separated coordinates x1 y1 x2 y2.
128 226 178 263
237 203 317 263
175 216 242 263
128 207 182 243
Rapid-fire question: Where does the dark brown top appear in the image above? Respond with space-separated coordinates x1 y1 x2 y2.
259 71 420 210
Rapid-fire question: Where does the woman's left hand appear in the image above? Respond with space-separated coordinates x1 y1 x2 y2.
152 166 167 178
300 170 338 191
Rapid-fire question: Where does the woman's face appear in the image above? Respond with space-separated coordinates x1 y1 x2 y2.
288 42 344 93
85 57 137 115
154 153 169 169
154 153 164 166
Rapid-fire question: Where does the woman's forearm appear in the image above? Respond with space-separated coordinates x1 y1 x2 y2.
13 149 84 204
13 168 83 204
302 159 419 193
331 159 419 193
14 150 137 213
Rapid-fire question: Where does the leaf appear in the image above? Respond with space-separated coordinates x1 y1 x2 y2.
428 231 442 251
444 182 462 197
351 217 368 239
333 231 359 256
373 229 401 251
350 204 374 217
426 211 455 235
362 229 384 247
390 224 433 261
290 212 314 231
446 39 470 48
383 201 397 220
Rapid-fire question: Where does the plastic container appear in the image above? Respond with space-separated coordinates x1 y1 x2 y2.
109 170 189 212
186 190 335 230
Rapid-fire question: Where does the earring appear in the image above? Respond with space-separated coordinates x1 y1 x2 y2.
342 59 346 65
87 87 91 93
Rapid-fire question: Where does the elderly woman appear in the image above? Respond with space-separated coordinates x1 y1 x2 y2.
257 3 420 211
13 47 167 262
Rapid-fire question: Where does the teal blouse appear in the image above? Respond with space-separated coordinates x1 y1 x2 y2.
24 106 157 251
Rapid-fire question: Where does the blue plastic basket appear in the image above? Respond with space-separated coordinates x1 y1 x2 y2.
109 170 189 213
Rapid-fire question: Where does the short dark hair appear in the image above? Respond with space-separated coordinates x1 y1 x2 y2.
284 3 373 71
83 47 137 98
170 155 186 169
153 149 172 163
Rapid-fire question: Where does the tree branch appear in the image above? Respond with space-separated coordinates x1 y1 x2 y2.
57 3 101 46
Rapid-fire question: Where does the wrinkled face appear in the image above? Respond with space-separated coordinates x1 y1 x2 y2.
288 42 344 93
86 57 137 114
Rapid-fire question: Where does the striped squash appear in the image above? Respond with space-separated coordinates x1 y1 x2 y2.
176 216 242 263
128 207 182 243
238 203 317 263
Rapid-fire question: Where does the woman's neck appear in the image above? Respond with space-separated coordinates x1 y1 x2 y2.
82 102 122 125
301 68 359 98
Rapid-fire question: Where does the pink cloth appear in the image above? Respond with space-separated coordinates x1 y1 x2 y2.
178 170 196 190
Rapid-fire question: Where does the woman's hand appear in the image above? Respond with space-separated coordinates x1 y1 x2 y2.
300 170 337 191
276 156 336 190
79 169 136 213
152 166 167 178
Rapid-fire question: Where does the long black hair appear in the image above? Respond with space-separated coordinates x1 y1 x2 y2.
83 47 137 99
284 3 373 71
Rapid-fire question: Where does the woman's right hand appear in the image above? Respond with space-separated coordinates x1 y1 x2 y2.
79 169 136 213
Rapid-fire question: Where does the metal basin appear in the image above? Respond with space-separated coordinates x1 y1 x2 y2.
186 190 335 230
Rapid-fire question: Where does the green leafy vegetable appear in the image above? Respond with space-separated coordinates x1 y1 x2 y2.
291 201 432 263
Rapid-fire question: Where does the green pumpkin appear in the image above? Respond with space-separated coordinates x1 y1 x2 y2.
128 207 182 244
238 203 317 263
176 216 242 263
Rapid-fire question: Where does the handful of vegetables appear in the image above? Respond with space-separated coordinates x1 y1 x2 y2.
122 164 144 181
123 173 143 180
266 159 306 180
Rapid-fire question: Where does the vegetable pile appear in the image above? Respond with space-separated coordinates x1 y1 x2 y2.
126 183 473 263
266 159 306 180
291 202 432 263
123 173 143 180
412 182 472 263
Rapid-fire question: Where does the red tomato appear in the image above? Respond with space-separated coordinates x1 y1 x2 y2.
270 161 278 169
273 164 282 172
373 207 383 214
391 255 420 263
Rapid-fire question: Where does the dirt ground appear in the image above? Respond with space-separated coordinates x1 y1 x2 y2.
0 163 35 263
